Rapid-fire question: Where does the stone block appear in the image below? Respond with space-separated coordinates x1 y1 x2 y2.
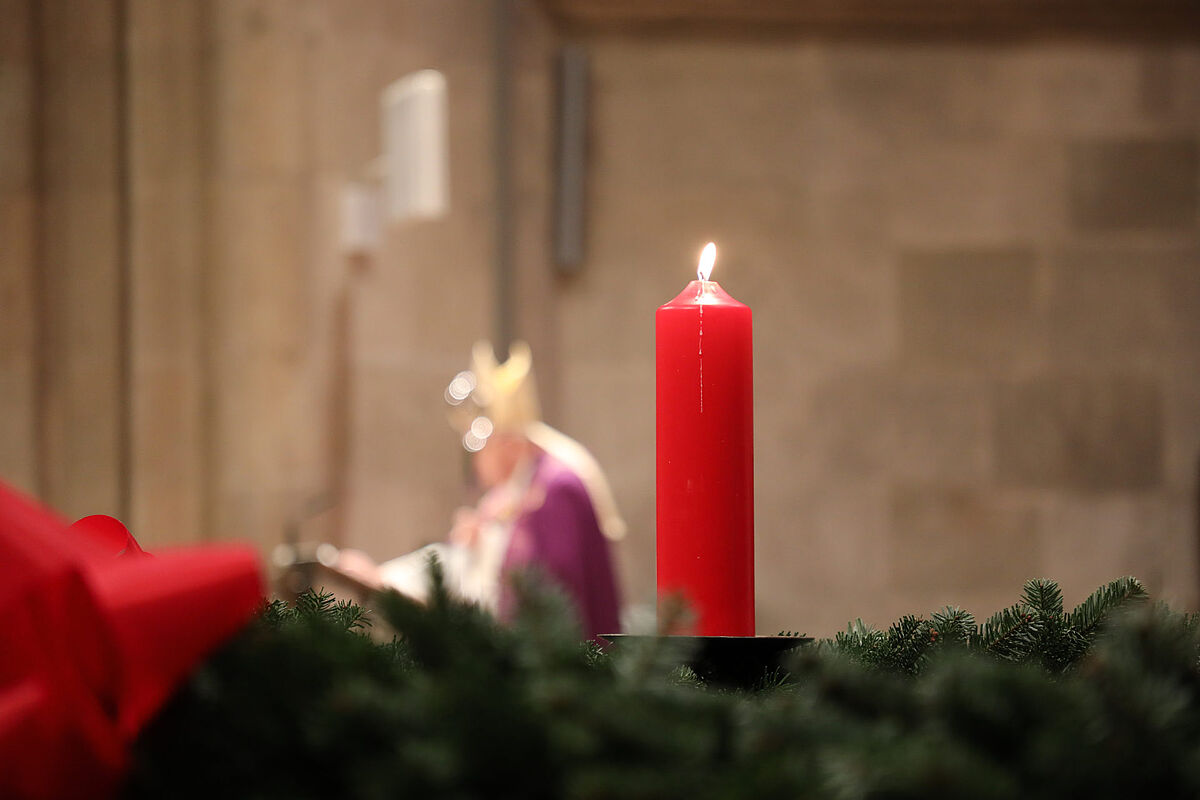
752 479 889 636
890 486 1040 597
0 195 34 354
1000 48 1143 136
1068 138 1198 231
0 64 32 190
754 238 895 376
129 186 203 364
890 377 992 484
1162 255 1200 356
130 367 204 545
40 54 120 189
590 40 815 188
0 194 35 492
1039 492 1198 611
1163 374 1200 491
38 0 118 63
348 362 467 558
126 0 203 53
0 364 35 492
1138 51 1175 118
36 188 122 517
210 485 314 550
207 178 307 359
784 370 989 487
899 248 1041 371
761 480 890 588
306 0 492 60
1047 246 1200 370
127 38 204 183
0 0 32 61
995 376 1164 490
888 140 1066 242
126 0 206 567
788 369 893 482
1171 47 1200 125
358 213 491 366
210 3 307 179
819 45 1004 143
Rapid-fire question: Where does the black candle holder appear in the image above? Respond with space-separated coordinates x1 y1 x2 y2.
599 634 813 689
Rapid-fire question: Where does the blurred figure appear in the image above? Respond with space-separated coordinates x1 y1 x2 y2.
338 341 623 639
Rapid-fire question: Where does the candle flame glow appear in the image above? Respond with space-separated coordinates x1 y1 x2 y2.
697 242 716 282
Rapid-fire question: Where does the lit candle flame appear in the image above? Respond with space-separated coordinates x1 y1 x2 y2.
697 242 716 282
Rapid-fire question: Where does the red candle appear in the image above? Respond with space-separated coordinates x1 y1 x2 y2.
656 243 754 636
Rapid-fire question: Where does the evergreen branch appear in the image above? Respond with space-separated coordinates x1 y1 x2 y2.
260 589 372 633
834 618 878 649
830 618 886 663
930 606 975 647
976 603 1039 661
881 615 933 674
294 588 338 618
1021 578 1064 617
125 573 1200 800
1067 576 1148 639
329 598 372 632
259 597 293 628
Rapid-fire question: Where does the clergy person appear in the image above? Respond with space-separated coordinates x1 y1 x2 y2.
338 341 623 640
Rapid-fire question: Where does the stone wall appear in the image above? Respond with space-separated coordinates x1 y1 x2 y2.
566 39 1200 634
0 0 38 496
0 0 531 556
3 2 1197 636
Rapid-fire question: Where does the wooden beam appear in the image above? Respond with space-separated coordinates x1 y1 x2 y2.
537 0 1200 37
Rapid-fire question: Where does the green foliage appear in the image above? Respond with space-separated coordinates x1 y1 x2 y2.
1068 575 1149 637
829 576 1148 676
124 574 1193 800
261 587 372 633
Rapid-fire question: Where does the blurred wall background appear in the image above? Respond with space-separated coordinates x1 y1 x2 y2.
2 0 1198 635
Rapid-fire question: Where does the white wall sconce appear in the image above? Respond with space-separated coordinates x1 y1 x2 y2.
340 69 449 255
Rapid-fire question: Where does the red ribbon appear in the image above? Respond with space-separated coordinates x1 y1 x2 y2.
68 515 148 558
0 484 264 799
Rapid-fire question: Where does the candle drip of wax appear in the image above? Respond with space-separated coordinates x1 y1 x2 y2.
695 243 717 414
698 304 704 413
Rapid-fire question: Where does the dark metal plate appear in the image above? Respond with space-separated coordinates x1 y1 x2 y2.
599 634 813 689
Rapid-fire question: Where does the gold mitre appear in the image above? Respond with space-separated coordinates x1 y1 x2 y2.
444 340 627 541
445 340 541 451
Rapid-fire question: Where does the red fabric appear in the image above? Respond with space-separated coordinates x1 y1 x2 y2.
68 515 146 558
0 484 264 799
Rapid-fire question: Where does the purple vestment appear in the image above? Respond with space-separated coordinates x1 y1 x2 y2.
496 452 621 639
